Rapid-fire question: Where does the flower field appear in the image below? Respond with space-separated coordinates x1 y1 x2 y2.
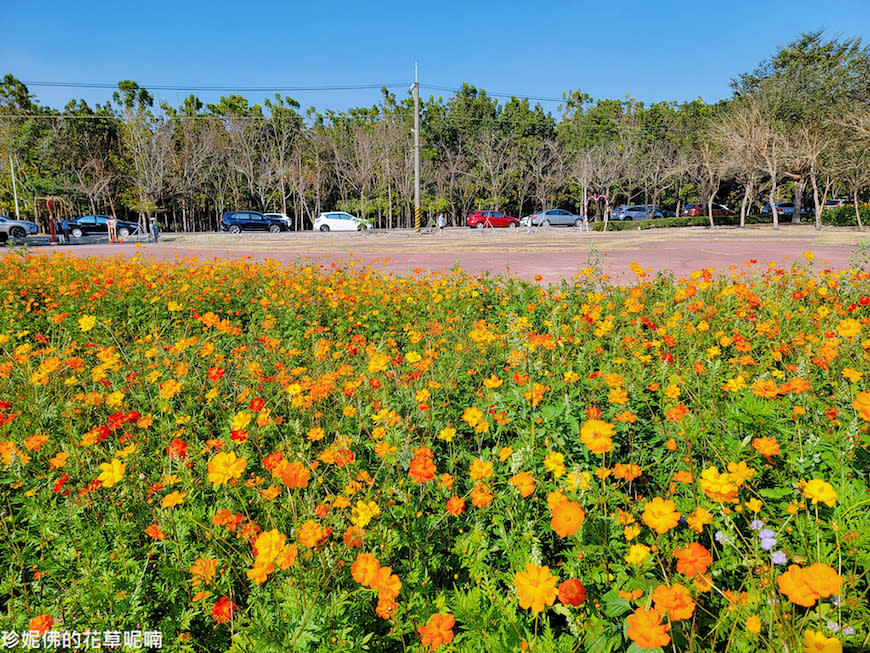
0 250 868 652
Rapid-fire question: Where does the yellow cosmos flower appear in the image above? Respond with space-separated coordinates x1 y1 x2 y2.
351 500 381 527
97 458 125 488
253 529 286 563
230 411 252 432
836 318 861 338
161 491 186 509
543 451 565 478
78 315 97 332
438 426 456 442
207 451 247 486
841 368 863 383
802 479 836 507
802 629 841 653
625 543 651 565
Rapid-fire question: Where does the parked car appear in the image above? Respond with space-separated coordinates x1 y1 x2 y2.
682 203 731 217
0 215 39 242
823 199 851 209
61 215 140 239
661 209 677 218
465 210 519 229
219 211 289 234
521 208 586 227
760 202 810 216
313 211 368 232
611 205 663 221
264 212 295 230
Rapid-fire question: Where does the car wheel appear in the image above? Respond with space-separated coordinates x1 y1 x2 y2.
475 222 484 229
508 222 517 229
9 226 26 239
118 227 130 238
228 225 241 234
357 224 368 231
71 228 83 239
542 220 551 227
319 225 330 232
574 219 583 227
625 216 633 221
268 224 281 233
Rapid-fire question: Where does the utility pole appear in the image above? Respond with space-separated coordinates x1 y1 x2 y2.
9 153 20 219
413 63 421 233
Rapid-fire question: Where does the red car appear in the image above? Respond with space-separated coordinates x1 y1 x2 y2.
466 210 519 229
682 203 731 217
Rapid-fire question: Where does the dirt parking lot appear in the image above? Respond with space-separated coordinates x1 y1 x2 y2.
31 224 870 284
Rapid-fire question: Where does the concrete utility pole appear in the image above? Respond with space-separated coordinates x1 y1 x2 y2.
9 153 20 219
413 63 421 233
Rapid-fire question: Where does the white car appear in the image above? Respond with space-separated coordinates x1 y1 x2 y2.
264 212 295 231
0 215 39 242
313 211 368 232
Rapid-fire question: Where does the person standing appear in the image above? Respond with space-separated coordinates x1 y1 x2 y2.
437 212 446 236
107 214 118 243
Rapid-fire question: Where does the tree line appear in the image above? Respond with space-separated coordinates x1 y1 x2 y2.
1 31 869 232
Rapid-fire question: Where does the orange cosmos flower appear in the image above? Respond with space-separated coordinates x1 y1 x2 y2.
246 558 275 585
253 529 286 563
674 543 712 577
274 460 310 489
580 419 615 454
641 497 681 534
685 507 713 534
469 458 493 481
371 565 402 600
626 607 670 650
211 596 236 623
276 544 298 569
190 557 218 587
551 500 586 537
513 563 558 613
852 391 870 421
470 483 493 508
145 524 166 540
419 613 455 651
510 472 536 497
352 553 381 587
409 447 436 483
297 520 326 548
752 436 780 460
751 378 781 399
446 496 465 515
558 579 587 606
652 583 695 621
29 614 53 635
613 463 642 481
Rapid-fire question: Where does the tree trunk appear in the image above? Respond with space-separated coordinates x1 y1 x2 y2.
810 164 822 231
855 187 864 231
792 178 805 224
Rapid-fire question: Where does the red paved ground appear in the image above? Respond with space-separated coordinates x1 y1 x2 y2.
30 225 870 284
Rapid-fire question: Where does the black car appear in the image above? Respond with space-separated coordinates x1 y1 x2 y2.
220 211 289 234
61 215 140 239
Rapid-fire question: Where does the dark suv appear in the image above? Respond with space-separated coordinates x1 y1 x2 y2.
220 211 289 234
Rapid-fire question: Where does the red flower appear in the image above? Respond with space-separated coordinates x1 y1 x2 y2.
166 439 188 459
248 397 265 411
558 579 587 606
211 596 236 623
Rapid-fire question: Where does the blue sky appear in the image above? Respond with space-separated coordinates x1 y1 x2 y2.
2 0 868 116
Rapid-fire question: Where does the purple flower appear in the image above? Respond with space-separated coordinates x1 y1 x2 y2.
843 626 855 636
771 551 787 565
749 519 764 531
714 530 728 544
760 537 777 551
758 528 775 540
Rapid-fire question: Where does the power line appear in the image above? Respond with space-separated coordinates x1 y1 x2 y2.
422 83 564 104
21 80 410 93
